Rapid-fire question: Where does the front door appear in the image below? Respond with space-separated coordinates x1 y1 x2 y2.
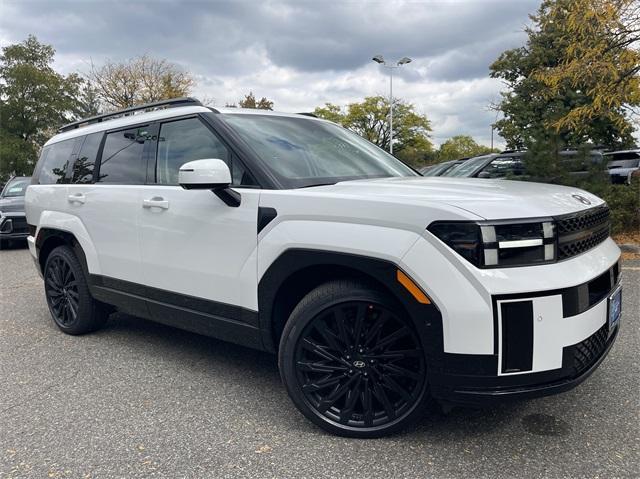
139 116 260 327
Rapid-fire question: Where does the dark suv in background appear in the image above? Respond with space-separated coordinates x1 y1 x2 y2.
0 176 31 247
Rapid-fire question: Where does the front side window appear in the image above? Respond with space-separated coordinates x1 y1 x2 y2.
37 138 76 184
72 132 103 184
156 118 230 185
1 177 30 197
220 114 416 188
97 126 148 184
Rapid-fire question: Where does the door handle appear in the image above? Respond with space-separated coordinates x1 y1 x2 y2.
142 197 169 210
67 193 86 204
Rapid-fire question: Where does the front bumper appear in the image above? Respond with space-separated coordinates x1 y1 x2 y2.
0 212 29 239
401 234 621 405
430 318 618 405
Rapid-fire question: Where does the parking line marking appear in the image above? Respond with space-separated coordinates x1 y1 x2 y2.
622 267 640 270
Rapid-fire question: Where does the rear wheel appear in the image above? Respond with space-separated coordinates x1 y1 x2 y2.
44 245 109 335
279 280 427 438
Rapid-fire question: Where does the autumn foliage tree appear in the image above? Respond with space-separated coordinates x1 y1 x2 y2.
491 0 638 151
88 54 194 110
532 0 639 135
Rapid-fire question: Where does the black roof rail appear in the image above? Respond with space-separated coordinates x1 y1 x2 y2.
297 112 318 118
57 97 203 133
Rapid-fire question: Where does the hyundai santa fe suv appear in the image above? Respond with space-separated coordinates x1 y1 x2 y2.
25 97 622 437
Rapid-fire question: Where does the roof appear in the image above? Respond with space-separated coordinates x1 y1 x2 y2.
46 102 326 147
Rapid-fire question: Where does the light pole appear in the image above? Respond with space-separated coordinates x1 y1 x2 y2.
372 55 412 155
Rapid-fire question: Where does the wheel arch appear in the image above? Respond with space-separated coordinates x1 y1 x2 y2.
36 228 90 278
258 249 443 354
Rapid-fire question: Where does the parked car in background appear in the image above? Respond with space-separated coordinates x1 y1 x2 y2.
0 176 31 246
444 150 605 180
605 149 639 184
420 158 469 176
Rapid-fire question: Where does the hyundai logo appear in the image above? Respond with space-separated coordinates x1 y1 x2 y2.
352 360 366 368
572 194 591 205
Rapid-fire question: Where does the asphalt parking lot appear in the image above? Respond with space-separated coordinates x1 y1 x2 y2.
0 244 638 479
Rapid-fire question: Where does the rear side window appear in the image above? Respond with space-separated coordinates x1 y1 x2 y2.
72 132 103 184
97 126 148 184
36 138 75 184
156 118 230 185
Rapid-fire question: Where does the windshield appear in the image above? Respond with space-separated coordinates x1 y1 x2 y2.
1 178 30 197
221 114 417 188
444 155 493 177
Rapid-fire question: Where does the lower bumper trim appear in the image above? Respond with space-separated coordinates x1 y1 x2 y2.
431 324 618 406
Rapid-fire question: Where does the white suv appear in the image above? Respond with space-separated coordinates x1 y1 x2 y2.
25 98 622 437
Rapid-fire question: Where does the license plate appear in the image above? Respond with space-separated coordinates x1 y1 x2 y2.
608 285 622 333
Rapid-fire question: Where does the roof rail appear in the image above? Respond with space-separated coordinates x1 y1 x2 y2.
297 112 318 118
57 97 203 133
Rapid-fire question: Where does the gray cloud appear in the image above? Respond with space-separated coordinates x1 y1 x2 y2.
1 0 542 146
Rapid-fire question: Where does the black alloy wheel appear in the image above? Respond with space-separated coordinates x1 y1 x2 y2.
43 245 109 334
45 254 80 326
279 280 428 438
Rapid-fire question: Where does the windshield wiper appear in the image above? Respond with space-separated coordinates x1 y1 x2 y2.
299 182 337 188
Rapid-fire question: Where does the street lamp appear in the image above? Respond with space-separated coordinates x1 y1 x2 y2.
372 55 412 154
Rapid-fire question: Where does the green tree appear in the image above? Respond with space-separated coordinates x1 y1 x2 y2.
314 96 433 166
436 135 497 162
0 35 82 181
490 0 638 151
237 91 274 110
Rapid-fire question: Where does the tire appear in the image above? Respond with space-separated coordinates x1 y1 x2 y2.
43 245 109 335
278 279 428 438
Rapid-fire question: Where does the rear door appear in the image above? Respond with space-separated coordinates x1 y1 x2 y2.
139 115 261 315
67 125 150 284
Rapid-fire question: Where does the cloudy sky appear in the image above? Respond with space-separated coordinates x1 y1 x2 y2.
0 0 542 147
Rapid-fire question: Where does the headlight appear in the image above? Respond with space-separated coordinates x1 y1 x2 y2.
428 220 556 268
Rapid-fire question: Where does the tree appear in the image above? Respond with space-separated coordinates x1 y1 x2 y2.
532 0 639 135
314 96 433 166
436 135 497 162
88 54 194 110
0 35 82 181
490 0 638 151
226 91 274 110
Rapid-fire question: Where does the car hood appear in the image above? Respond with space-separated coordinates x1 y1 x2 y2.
0 196 25 214
317 177 604 220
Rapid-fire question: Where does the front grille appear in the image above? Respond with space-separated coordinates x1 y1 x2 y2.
557 206 610 234
557 206 610 260
569 323 609 377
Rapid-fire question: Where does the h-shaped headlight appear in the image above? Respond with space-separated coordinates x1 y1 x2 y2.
428 219 556 268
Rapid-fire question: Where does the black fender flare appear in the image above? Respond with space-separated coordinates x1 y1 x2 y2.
257 248 443 356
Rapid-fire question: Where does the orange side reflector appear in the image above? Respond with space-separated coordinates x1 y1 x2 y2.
396 270 431 304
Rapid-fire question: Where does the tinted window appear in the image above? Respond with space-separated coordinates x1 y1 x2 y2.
1 177 30 197
445 155 493 177
97 126 149 184
157 118 230 185
37 138 75 184
72 132 103 184
479 156 524 178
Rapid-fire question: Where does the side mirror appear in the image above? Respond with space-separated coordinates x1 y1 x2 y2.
477 171 491 179
179 159 231 190
179 159 240 207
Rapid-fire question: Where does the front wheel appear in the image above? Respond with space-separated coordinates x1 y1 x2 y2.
278 280 428 438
